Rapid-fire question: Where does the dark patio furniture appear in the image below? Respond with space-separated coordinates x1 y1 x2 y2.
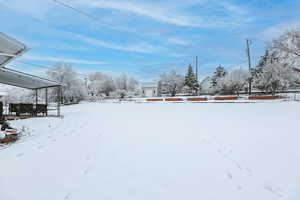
0 101 3 120
9 103 20 116
35 104 48 116
20 103 34 116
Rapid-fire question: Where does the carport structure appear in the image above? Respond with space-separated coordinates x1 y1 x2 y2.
0 32 62 119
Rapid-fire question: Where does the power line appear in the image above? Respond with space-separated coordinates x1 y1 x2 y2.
51 0 157 43
13 60 89 77
51 0 126 33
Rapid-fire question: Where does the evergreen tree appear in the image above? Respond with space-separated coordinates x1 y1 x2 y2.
184 64 199 94
211 65 227 87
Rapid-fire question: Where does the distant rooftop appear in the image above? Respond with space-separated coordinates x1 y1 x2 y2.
141 82 157 88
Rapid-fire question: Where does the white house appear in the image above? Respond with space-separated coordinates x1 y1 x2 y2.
141 82 158 97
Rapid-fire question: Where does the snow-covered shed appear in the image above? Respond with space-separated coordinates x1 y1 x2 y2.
141 82 158 97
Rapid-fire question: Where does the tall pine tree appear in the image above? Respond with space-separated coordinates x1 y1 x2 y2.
184 64 199 94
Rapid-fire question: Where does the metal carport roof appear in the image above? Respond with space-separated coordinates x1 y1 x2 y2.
0 32 62 117
0 32 61 90
0 67 61 90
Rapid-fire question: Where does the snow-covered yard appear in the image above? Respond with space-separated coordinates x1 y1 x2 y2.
1 102 300 200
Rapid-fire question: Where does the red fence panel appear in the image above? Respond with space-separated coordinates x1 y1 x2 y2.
165 98 184 101
187 97 208 101
214 96 238 101
146 99 164 102
249 96 281 100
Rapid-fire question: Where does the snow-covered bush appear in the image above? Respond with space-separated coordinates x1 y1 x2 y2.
109 89 128 99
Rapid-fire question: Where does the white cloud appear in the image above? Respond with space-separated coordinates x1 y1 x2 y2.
167 37 190 46
23 54 107 65
71 0 200 27
260 21 300 41
0 0 53 19
73 34 159 54
71 0 249 28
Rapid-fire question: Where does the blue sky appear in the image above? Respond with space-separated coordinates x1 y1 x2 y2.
1 0 300 81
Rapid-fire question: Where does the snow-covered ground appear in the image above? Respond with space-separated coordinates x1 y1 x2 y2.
1 102 300 200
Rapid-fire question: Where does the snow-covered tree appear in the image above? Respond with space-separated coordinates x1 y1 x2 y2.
89 72 115 97
47 63 87 103
211 66 227 87
3 87 35 103
272 29 300 64
115 74 128 91
220 68 248 96
159 70 184 96
114 74 139 93
251 28 300 94
254 61 295 95
200 76 214 94
184 64 199 95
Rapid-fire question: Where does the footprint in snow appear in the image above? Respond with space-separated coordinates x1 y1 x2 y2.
16 153 24 157
64 193 71 199
83 167 90 175
227 172 233 180
237 185 242 191
264 185 283 198
235 162 242 170
85 156 91 161
246 168 253 176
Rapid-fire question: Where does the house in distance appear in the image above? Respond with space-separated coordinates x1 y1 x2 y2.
141 82 158 97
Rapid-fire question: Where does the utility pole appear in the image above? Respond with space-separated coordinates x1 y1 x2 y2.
246 39 252 96
195 56 198 81
195 56 199 95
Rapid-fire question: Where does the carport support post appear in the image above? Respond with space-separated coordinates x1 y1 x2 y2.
35 89 38 104
57 86 61 117
45 88 48 116
35 89 38 116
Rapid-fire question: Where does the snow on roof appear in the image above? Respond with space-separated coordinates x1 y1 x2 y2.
141 82 157 88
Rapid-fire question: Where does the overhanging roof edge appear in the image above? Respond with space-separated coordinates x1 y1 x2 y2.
0 67 62 90
0 32 29 67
